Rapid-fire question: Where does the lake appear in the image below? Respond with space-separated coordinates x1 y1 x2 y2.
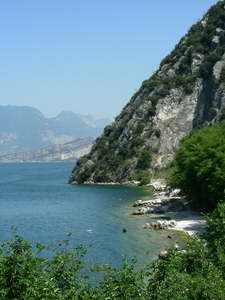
0 162 175 266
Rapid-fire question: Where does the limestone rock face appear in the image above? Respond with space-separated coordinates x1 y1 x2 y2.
69 1 225 184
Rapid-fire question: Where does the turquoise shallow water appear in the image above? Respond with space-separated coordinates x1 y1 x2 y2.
0 162 174 266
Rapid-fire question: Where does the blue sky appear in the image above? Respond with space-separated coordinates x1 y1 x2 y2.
0 0 217 119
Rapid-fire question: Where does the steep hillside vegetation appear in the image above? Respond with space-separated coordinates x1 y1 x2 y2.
70 1 225 184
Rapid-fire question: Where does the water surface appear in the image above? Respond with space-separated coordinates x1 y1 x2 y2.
0 162 174 266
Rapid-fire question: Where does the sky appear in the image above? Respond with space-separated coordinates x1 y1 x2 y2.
0 0 218 119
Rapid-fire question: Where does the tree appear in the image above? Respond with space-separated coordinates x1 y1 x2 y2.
170 122 225 211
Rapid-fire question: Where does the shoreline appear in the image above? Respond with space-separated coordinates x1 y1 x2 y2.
70 180 142 186
167 211 205 236
131 179 205 236
71 179 205 236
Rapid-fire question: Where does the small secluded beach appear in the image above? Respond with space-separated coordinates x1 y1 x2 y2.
168 211 205 235
131 179 205 236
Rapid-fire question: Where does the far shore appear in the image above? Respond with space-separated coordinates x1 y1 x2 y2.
70 180 143 186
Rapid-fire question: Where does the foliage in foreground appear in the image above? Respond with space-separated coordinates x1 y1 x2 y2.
170 122 225 211
0 203 225 299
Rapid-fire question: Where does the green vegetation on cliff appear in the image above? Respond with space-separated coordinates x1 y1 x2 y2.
70 0 225 184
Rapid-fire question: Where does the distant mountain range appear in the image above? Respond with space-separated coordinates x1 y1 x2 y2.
0 138 94 163
0 105 110 155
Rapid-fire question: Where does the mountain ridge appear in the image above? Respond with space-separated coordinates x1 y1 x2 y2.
0 105 109 155
0 137 94 163
70 0 225 184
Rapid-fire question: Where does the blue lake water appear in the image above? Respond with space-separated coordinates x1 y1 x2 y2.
0 162 175 266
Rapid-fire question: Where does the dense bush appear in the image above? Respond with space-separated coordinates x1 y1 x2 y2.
147 203 225 300
0 232 91 299
75 155 89 167
203 202 225 271
135 121 145 135
136 149 152 170
128 169 151 185
199 49 223 78
170 122 225 211
104 125 113 137
146 237 225 300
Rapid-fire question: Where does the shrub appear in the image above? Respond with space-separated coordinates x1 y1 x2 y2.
202 202 225 270
174 75 186 87
93 170 110 182
154 129 161 138
129 169 151 184
131 137 145 148
104 125 113 137
147 236 225 300
199 51 222 79
136 149 152 170
0 231 92 299
155 86 169 98
140 176 150 185
113 126 124 139
76 164 94 183
135 121 145 135
179 53 192 74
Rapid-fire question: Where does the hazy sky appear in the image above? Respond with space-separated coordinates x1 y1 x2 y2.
0 0 217 119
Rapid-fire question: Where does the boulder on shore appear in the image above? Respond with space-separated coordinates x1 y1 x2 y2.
144 220 176 230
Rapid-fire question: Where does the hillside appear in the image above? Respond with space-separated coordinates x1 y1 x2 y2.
0 138 93 163
70 1 225 184
0 106 109 155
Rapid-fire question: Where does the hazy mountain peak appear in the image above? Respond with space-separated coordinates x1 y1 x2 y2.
0 106 107 155
54 111 78 120
0 105 45 118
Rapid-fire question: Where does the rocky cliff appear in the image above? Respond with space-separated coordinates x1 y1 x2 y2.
69 1 225 184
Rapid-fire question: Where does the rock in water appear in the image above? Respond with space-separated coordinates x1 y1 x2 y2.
69 1 225 185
